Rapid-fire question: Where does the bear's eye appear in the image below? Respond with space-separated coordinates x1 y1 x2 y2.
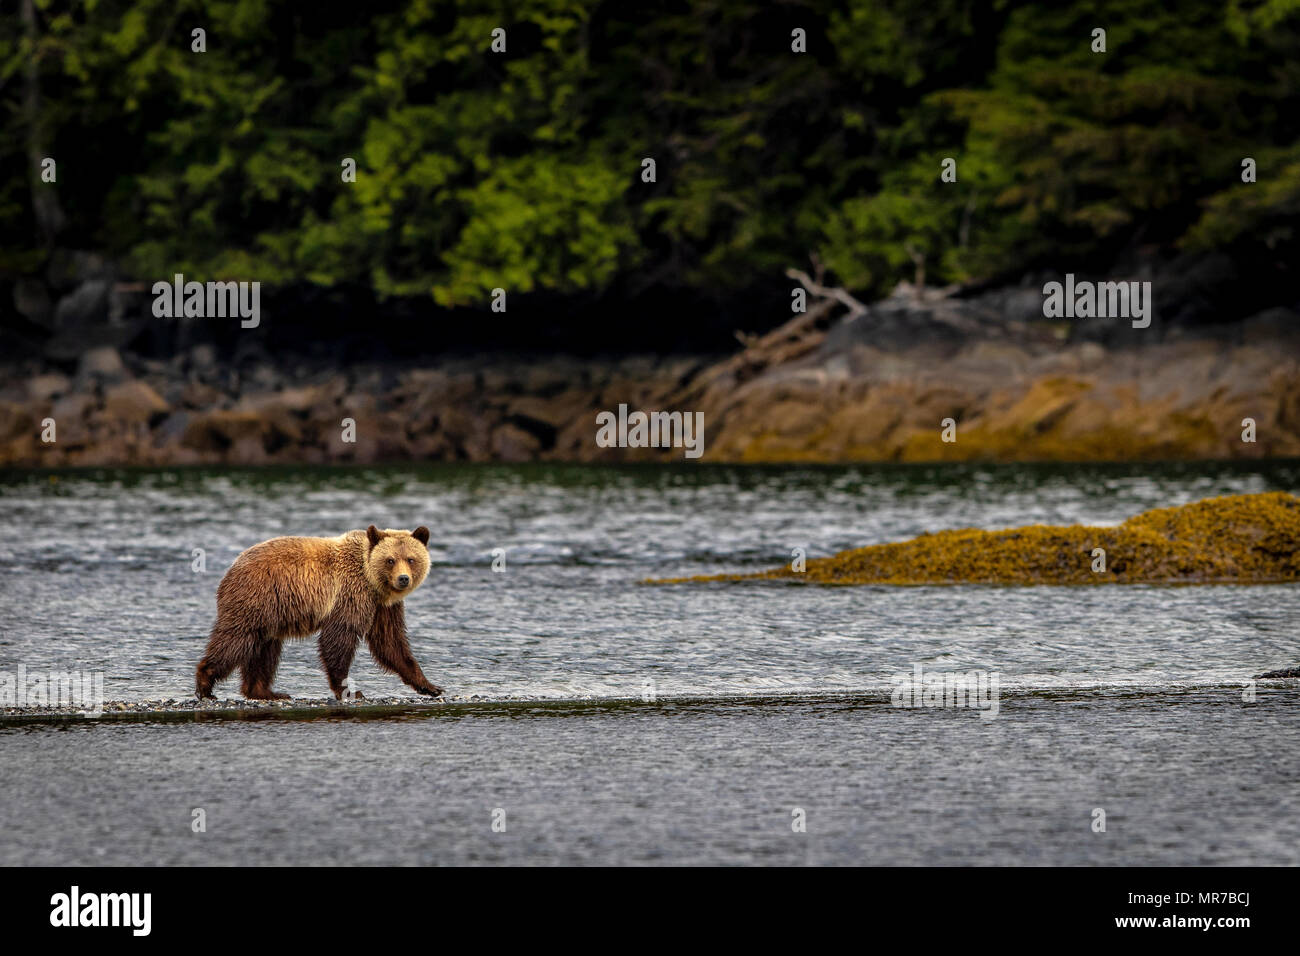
386 558 395 567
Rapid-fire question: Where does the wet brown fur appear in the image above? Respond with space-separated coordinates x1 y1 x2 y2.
195 525 443 700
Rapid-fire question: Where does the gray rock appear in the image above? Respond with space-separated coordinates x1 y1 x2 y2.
54 279 111 328
13 279 53 328
153 410 192 444
992 286 1050 325
189 344 218 371
108 282 148 325
104 380 169 424
41 318 147 364
78 346 126 381
248 364 279 390
1241 307 1300 345
492 422 544 461
27 373 71 401
1255 666 1300 679
50 393 94 423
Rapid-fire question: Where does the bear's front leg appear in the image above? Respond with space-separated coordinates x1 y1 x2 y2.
318 617 362 700
366 603 445 697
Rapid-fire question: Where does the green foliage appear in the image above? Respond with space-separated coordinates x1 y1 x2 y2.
818 0 1300 293
1184 145 1300 250
2 0 1298 302
916 3 1266 267
433 155 635 304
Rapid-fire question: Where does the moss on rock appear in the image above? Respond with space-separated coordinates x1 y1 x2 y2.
651 492 1300 586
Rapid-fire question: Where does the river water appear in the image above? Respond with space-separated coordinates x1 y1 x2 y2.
1 460 1297 864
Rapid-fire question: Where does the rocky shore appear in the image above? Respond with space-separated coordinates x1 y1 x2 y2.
0 692 631 725
0 346 703 467
2 278 1298 467
4 675 1297 725
663 288 1300 463
651 492 1300 586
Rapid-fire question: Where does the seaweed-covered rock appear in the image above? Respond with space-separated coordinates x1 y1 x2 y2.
653 492 1300 586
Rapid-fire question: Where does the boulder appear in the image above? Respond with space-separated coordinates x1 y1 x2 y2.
271 386 326 415
54 279 111 328
77 346 127 381
0 402 37 442
152 411 192 446
182 410 267 453
180 381 223 410
50 393 95 425
189 344 218 372
104 381 170 425
26 373 71 401
491 423 542 462
13 279 53 329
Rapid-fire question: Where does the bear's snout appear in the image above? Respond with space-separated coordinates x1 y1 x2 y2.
395 573 411 589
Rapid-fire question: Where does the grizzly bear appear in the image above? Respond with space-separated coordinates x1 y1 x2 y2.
195 525 445 701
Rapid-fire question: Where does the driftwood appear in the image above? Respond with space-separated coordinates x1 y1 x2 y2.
784 265 868 320
659 257 867 411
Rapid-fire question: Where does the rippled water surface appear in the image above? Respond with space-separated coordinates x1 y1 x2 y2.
1 460 1298 864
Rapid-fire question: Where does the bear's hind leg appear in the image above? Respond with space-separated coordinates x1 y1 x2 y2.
195 652 235 700
240 640 289 700
196 624 252 700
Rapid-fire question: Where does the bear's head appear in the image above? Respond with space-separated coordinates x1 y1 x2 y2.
364 525 431 603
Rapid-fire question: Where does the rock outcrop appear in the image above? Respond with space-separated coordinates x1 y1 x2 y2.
651 492 1300 586
1 282 1296 466
653 287 1300 463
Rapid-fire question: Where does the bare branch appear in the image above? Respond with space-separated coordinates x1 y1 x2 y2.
784 267 868 319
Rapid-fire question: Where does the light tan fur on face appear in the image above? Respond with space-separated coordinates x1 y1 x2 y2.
365 527 432 605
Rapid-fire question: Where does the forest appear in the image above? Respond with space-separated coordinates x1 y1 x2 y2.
5 0 1299 352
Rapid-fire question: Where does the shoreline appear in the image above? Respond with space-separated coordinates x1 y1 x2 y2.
3 680 1297 726
4 294 1298 468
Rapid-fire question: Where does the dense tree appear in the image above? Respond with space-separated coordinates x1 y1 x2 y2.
2 0 1298 316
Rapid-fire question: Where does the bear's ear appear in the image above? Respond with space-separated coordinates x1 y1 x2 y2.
366 525 383 549
412 526 430 546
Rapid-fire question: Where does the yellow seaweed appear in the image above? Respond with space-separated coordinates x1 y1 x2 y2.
649 491 1300 586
